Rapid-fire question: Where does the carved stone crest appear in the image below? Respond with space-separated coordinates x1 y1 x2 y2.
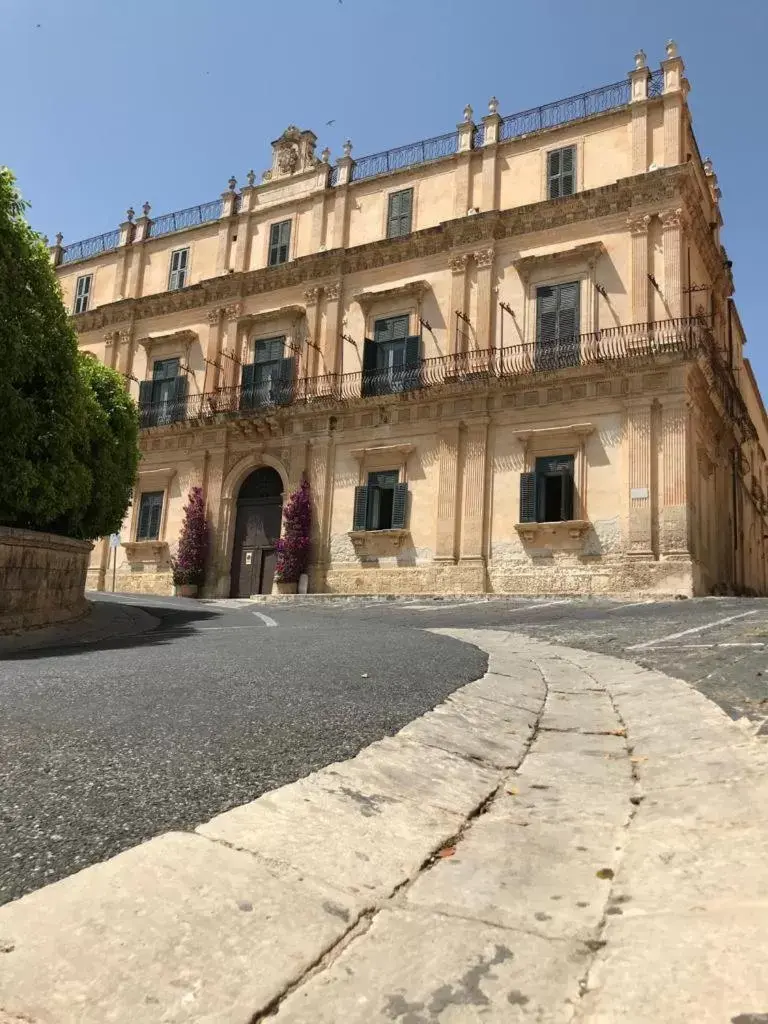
268 126 318 180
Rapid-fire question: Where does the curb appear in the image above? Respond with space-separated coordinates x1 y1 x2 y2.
0 601 161 655
0 631 766 1022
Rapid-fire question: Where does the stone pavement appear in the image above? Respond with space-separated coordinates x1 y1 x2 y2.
0 599 159 655
1 631 767 1022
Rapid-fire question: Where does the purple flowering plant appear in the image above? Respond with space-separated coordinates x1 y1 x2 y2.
274 477 311 583
171 486 209 587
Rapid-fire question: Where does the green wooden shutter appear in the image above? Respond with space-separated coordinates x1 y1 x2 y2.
556 282 580 340
138 379 154 427
148 494 163 539
519 472 537 523
171 374 188 422
352 485 369 531
137 497 151 539
240 362 255 410
560 146 575 196
404 335 421 392
536 286 558 344
391 483 409 529
547 150 561 199
397 189 413 235
275 356 295 405
362 338 377 397
559 471 575 521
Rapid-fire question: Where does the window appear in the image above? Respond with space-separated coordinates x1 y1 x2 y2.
387 189 413 238
73 274 92 314
240 336 293 409
168 248 189 290
362 315 420 397
268 220 291 266
535 281 580 368
547 146 575 199
136 491 164 541
137 357 188 427
353 471 409 532
519 455 575 524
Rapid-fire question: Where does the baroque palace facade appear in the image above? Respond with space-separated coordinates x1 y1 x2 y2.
53 42 768 598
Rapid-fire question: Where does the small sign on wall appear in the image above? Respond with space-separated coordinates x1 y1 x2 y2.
245 552 253 565
630 487 649 500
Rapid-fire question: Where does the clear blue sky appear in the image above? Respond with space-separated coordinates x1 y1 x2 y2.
3 0 766 388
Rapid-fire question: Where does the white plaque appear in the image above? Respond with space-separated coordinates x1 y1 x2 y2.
630 487 649 500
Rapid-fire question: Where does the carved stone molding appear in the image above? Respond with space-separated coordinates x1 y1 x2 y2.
659 207 685 229
449 253 471 273
349 443 414 464
206 308 223 325
137 329 197 353
239 304 306 327
304 286 320 304
224 302 243 321
348 529 409 555
514 242 604 280
117 329 132 344
514 520 590 543
627 214 652 234
474 248 495 268
353 281 429 312
104 331 116 347
325 283 341 302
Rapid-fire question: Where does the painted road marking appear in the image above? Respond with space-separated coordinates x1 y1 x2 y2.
607 601 652 613
626 609 760 651
253 611 278 627
514 599 573 612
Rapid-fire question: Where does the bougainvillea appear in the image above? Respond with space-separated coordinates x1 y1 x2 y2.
171 486 208 587
275 477 311 583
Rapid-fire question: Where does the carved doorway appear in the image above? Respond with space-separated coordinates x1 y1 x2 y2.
230 467 284 597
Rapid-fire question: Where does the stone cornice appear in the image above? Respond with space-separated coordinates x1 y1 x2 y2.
238 304 307 326
513 242 604 279
71 167 688 334
137 329 197 352
353 280 430 311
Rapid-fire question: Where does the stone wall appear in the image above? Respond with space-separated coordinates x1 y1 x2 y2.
0 527 92 632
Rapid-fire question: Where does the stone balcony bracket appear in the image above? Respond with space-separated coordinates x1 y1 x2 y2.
514 520 591 543
348 529 410 555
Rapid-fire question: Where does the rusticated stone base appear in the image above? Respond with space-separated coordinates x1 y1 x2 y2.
488 556 695 597
0 527 92 632
317 562 487 596
113 571 174 596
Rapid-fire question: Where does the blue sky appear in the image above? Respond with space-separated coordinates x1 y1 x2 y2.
3 0 767 388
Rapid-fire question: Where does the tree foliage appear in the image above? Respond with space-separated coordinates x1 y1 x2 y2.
171 487 209 587
275 478 311 582
0 167 139 539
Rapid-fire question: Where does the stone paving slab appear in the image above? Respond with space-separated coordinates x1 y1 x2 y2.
540 690 619 733
402 816 624 939
487 773 632 828
0 832 359 1024
580 911 768 1024
270 907 583 1024
635 776 768 830
396 704 531 769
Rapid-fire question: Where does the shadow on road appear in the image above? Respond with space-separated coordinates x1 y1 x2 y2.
0 598 222 661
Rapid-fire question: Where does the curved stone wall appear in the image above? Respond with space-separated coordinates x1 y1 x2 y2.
0 527 92 632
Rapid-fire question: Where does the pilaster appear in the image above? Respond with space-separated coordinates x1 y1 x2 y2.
625 401 654 556
303 287 322 377
308 435 334 570
203 308 223 392
454 106 475 218
449 253 470 354
627 214 651 323
323 283 342 374
435 425 460 562
628 50 651 174
661 40 686 166
221 304 244 389
459 419 489 563
215 184 238 275
474 248 495 351
115 328 134 379
659 400 690 555
660 208 685 318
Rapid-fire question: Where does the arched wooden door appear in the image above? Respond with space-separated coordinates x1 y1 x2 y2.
230 467 283 597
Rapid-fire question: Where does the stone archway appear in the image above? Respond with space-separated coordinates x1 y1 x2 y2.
229 467 284 597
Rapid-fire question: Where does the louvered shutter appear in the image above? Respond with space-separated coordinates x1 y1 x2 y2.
170 373 188 422
519 472 537 523
559 471 575 521
279 220 291 262
240 362 256 410
148 494 163 539
536 287 558 344
557 282 580 340
137 498 151 539
352 485 369 531
548 150 561 199
404 335 421 392
397 189 413 235
560 147 575 196
275 356 295 406
138 379 155 427
362 338 377 397
391 483 409 529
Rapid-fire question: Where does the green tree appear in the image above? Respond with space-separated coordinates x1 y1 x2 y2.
0 167 140 539
58 356 140 540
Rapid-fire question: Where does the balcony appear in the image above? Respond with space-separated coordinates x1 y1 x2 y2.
137 319 751 437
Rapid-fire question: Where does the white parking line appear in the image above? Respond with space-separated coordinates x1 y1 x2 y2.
514 599 572 612
252 611 278 627
607 601 651 613
626 609 759 651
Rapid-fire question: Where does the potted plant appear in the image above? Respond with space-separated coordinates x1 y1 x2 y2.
273 478 311 595
171 486 208 597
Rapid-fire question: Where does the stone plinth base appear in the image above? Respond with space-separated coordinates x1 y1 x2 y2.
0 527 92 632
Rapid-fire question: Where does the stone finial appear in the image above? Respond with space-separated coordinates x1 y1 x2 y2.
703 156 714 175
320 147 331 163
42 234 49 246
55 231 63 246
142 201 151 217
126 206 135 223
463 103 473 123
634 49 647 69
342 139 353 157
488 96 499 115
665 39 678 58
228 176 237 192
246 169 256 187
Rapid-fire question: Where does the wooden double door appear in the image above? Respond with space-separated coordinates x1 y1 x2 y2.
230 497 282 597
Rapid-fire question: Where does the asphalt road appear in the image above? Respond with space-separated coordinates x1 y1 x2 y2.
2 591 768 907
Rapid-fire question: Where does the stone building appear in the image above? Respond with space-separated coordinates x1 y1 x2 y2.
53 42 768 598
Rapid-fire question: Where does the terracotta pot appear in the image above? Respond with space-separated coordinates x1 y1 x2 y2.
272 580 297 595
174 584 198 598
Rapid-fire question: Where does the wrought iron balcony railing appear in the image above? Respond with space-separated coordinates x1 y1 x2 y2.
137 319 743 432
147 199 223 239
61 229 121 264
